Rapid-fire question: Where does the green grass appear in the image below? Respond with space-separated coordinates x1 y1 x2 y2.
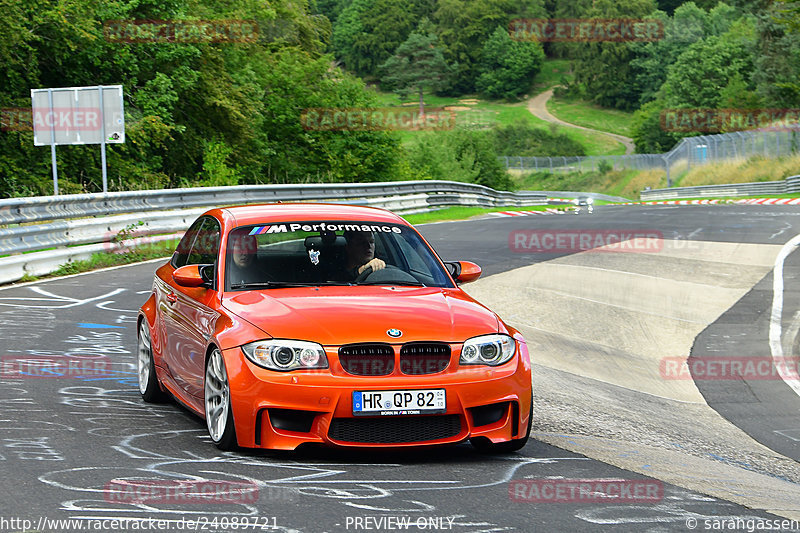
368 87 625 156
635 193 800 202
48 241 175 278
531 59 574 92
546 96 634 138
403 205 564 224
511 168 639 200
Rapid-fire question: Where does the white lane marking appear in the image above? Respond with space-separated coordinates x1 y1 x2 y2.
769 233 800 397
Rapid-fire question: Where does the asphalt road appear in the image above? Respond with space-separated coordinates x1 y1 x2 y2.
1 204 799 532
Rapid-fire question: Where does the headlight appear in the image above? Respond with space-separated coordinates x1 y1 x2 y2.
242 339 328 371
460 334 515 366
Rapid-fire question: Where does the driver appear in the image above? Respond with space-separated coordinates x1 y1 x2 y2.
338 230 385 280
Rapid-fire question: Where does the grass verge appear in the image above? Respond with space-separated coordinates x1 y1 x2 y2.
370 87 625 156
546 96 634 138
403 205 566 224
32 241 177 281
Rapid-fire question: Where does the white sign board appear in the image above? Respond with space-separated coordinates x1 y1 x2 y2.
31 85 125 146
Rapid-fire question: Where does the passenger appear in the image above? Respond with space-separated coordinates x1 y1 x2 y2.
228 233 261 285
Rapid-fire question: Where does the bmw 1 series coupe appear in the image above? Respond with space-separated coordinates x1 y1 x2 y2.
137 203 532 452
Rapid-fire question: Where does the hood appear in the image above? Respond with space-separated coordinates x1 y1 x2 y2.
221 286 500 346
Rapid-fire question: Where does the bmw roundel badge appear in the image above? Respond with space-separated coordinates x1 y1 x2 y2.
387 328 402 338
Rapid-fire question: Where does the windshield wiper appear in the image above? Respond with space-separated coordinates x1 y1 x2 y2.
231 281 314 289
231 281 354 289
356 280 426 287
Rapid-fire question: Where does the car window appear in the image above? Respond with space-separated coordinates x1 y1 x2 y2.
172 217 205 268
186 217 221 266
225 221 454 290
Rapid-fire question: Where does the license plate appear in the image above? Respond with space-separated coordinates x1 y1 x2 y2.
353 389 446 416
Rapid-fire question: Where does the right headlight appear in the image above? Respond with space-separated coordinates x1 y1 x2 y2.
241 339 328 371
460 334 515 366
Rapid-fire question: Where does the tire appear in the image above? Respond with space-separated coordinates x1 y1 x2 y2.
204 348 238 450
471 395 532 454
138 319 168 403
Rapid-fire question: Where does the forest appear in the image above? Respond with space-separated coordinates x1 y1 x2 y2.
0 0 797 197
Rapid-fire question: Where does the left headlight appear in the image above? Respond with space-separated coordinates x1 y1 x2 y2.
459 334 515 366
242 339 328 371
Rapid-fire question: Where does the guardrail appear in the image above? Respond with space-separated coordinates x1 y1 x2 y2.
0 180 557 285
640 175 800 201
0 181 549 225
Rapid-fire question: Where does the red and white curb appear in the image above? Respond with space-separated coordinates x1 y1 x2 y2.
620 198 800 205
489 208 571 217
620 199 721 205
735 198 800 205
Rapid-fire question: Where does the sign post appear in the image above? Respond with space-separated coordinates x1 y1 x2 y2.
31 85 125 194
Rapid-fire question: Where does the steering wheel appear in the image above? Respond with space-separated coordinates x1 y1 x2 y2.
353 266 373 283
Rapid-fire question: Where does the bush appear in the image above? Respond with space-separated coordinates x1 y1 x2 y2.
492 120 585 157
405 128 512 190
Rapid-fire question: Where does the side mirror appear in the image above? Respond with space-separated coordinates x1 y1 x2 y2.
446 261 481 284
173 264 214 288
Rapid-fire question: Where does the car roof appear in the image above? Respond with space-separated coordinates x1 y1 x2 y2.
211 203 408 227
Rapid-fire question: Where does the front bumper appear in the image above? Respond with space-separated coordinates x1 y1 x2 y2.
223 342 532 450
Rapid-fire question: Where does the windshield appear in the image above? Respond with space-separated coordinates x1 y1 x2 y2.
224 221 454 290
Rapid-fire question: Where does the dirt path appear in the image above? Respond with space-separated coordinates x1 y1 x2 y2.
527 88 635 155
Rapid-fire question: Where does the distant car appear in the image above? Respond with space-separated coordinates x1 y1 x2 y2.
137 203 532 453
573 197 594 214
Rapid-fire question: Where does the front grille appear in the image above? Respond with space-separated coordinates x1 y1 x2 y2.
339 343 394 376
329 415 462 444
399 342 451 375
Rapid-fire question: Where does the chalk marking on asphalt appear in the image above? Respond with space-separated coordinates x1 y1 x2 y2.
769 233 800 397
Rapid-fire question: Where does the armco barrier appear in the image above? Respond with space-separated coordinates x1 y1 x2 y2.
640 175 800 201
0 181 549 225
0 180 574 285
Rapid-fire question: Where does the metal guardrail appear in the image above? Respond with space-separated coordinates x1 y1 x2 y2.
640 175 800 201
0 181 547 225
0 180 554 285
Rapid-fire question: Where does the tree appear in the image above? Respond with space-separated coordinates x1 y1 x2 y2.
331 0 372 75
492 120 585 156
475 26 544 99
434 0 546 94
630 99 682 153
752 3 800 107
572 0 658 110
628 3 741 108
662 17 757 109
405 128 512 190
380 19 452 116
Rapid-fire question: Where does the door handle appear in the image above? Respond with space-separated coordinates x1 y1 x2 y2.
167 292 178 304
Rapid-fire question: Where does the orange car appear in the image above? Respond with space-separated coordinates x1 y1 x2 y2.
137 203 532 452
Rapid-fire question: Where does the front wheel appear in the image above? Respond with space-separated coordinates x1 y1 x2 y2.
137 319 167 403
204 348 238 450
